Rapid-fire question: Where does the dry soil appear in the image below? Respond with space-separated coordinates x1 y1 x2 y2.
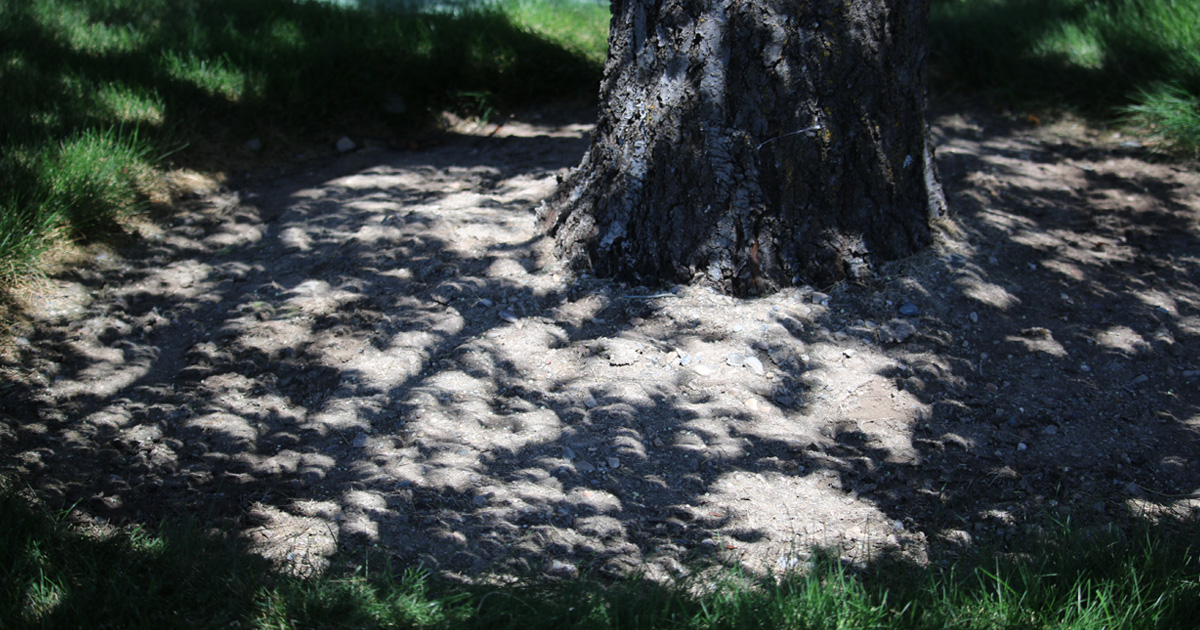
3 104 1200 581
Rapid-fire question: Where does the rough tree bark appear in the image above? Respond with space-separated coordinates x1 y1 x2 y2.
538 0 947 294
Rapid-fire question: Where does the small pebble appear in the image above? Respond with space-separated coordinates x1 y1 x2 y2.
899 302 920 316
743 356 764 376
882 319 916 343
336 136 356 152
606 457 620 469
547 559 578 578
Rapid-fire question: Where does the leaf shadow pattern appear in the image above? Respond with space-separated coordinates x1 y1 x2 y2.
2 106 1200 582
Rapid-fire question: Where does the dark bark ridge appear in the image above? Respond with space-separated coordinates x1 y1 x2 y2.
540 0 947 294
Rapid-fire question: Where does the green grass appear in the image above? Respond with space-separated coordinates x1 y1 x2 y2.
0 0 608 290
4 484 1200 629
930 0 1200 154
5 0 1199 289
498 0 610 68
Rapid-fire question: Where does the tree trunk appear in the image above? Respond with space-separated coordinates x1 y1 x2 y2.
539 0 947 294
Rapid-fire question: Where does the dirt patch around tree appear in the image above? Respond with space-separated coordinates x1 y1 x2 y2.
2 103 1199 581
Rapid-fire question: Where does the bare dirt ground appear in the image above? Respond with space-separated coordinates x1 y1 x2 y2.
3 103 1200 581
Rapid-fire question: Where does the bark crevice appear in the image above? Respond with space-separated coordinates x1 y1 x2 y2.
539 0 945 295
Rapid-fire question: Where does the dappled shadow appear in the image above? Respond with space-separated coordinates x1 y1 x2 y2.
2 102 1200 581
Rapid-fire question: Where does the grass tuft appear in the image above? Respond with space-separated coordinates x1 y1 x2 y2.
4 478 1200 629
930 0 1200 153
1123 83 1200 157
0 0 608 291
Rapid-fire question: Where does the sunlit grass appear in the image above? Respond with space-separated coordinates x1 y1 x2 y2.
160 50 266 102
501 0 609 67
1125 83 1200 158
930 0 1200 153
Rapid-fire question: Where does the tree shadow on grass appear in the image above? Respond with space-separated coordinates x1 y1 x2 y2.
6 479 1199 628
928 0 1200 116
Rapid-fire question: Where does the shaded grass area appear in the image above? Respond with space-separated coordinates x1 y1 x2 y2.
0 0 606 289
4 486 1199 629
929 0 1200 155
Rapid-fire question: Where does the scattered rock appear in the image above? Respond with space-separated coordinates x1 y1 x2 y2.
547 559 578 578
767 344 807 372
881 319 917 343
336 136 357 152
606 456 620 469
243 138 263 152
899 302 920 317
